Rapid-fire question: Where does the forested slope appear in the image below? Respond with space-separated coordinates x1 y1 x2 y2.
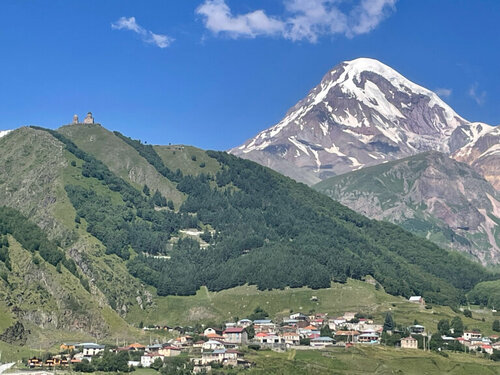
46 125 497 306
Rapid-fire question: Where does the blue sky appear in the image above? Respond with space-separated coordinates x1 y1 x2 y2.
0 0 499 150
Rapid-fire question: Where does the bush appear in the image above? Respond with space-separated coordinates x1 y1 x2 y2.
74 359 94 372
299 338 311 346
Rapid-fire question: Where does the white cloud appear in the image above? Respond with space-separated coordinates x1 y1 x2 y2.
195 0 284 38
111 17 174 48
196 0 397 42
468 82 486 106
435 88 452 99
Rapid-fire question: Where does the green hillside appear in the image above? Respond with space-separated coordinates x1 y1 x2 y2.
50 125 495 305
314 151 500 264
242 346 500 375
0 124 499 355
125 279 500 337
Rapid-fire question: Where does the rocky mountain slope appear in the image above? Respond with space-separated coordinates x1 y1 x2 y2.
452 123 500 190
230 58 498 187
0 123 496 351
314 152 500 264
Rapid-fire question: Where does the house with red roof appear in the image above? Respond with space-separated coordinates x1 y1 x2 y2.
482 344 493 354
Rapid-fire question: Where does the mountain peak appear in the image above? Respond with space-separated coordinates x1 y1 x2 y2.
231 58 491 185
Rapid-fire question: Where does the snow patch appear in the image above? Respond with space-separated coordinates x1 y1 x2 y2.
0 130 12 138
324 143 346 156
348 156 362 167
288 136 310 156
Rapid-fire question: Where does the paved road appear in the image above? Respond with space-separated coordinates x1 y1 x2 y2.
0 363 15 374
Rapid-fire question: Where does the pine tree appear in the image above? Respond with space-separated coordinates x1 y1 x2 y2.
493 320 500 332
383 312 395 332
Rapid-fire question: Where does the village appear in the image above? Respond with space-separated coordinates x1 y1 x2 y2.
22 296 500 373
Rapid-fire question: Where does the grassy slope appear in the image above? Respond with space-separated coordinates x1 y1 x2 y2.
243 346 500 375
126 279 498 336
0 302 14 333
154 145 221 176
0 128 150 350
58 124 185 208
0 127 75 246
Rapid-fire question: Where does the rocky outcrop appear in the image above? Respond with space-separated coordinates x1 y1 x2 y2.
0 321 29 345
314 152 500 264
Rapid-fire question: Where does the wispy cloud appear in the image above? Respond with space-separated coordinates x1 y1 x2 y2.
111 17 174 48
468 82 486 106
435 88 452 99
196 0 397 42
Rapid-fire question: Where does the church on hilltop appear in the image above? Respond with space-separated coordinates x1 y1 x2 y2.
72 112 95 124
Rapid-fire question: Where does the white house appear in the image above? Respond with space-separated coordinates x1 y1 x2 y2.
255 333 283 345
202 340 225 351
253 320 276 333
463 331 482 341
281 332 300 346
199 349 241 365
401 336 418 349
81 344 105 357
329 317 347 330
140 353 165 367
409 296 425 305
290 313 308 321
204 327 223 336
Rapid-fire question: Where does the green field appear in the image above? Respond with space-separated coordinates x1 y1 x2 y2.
241 346 500 375
125 279 499 337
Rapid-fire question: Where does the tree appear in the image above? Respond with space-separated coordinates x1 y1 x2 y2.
249 306 268 321
150 357 163 371
320 325 333 338
437 319 450 336
430 334 444 351
383 312 395 332
463 309 472 318
493 320 500 332
492 350 500 361
74 359 94 372
451 316 464 337
245 325 255 339
143 185 151 196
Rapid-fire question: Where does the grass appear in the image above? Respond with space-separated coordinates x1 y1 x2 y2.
0 302 14 333
242 346 500 374
125 279 500 337
0 341 37 363
154 145 221 176
58 124 185 208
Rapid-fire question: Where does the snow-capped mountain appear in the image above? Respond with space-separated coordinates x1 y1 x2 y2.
230 58 497 186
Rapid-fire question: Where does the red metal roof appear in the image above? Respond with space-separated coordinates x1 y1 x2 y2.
224 327 246 333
